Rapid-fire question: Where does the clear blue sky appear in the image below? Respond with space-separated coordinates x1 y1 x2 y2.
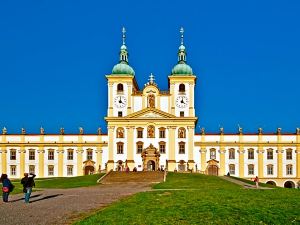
1 1 300 134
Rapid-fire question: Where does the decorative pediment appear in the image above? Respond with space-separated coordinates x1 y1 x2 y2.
207 159 219 166
125 108 176 119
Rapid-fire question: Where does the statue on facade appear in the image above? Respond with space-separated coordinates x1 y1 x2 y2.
220 127 224 134
97 127 102 135
79 127 84 135
60 127 64 135
258 128 262 134
277 128 281 134
178 128 185 138
117 128 124 138
148 126 155 138
2 127 7 135
297 128 300 135
201 127 205 135
148 94 155 108
40 127 45 135
21 128 26 135
238 127 243 134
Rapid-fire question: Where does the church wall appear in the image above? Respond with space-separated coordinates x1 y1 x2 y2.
160 96 169 113
133 96 142 112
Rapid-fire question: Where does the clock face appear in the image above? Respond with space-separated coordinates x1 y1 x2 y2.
176 96 188 108
114 96 127 108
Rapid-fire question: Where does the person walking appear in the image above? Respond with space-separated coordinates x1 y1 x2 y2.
21 173 36 203
1 174 14 202
254 176 259 189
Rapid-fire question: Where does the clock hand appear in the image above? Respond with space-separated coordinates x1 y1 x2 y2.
181 97 184 104
119 96 122 103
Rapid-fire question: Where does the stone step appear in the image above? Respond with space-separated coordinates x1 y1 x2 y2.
101 171 164 184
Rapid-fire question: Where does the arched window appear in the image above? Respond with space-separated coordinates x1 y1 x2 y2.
229 164 235 175
286 149 293 160
117 83 123 92
248 148 254 160
179 84 185 92
286 164 293 175
267 149 273 160
267 164 273 175
116 127 125 138
248 164 254 175
229 148 235 159
178 127 186 138
147 125 155 138
210 148 216 160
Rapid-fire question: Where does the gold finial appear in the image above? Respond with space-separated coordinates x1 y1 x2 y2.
180 27 184 45
122 27 126 45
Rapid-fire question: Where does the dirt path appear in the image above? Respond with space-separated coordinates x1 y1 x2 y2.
0 183 152 225
220 176 273 189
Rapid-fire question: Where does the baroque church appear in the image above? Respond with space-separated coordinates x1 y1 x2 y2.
0 28 299 188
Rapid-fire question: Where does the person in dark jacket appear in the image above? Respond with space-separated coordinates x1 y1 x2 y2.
21 173 36 203
1 174 14 202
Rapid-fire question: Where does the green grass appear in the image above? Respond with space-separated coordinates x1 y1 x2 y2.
10 174 103 194
229 176 280 188
75 173 300 225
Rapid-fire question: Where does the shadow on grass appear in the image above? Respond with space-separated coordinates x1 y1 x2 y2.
30 194 63 203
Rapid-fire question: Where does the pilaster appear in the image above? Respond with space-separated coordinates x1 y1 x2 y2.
170 82 175 114
127 83 132 115
187 126 195 169
76 148 84 176
257 149 264 178
19 148 26 176
188 82 195 116
167 126 176 171
219 149 226 176
238 150 245 178
0 149 7 174
296 150 300 178
107 126 115 171
108 82 113 116
126 126 135 169
37 149 45 178
277 149 284 178
95 148 103 172
57 148 64 177
200 149 207 172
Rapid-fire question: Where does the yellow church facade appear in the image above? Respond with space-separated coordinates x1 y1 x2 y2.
0 28 299 188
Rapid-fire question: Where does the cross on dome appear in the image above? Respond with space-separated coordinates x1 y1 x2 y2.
180 27 184 45
149 73 155 84
122 27 126 45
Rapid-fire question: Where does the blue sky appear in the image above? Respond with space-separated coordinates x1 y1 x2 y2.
0 1 300 134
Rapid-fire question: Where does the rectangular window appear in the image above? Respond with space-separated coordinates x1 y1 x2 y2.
248 165 254 175
248 150 254 160
87 150 93 160
137 144 143 154
117 144 123 154
267 166 273 175
10 165 16 176
48 165 54 176
10 150 16 160
29 150 35 160
287 165 293 175
48 150 54 160
67 150 74 160
179 143 185 154
118 111 122 117
159 144 166 154
67 165 73 176
159 129 165 138
180 111 184 117
137 130 143 138
29 165 35 174
229 165 235 175
286 151 292 160
267 151 273 160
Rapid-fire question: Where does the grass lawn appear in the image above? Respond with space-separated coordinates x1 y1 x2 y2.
229 176 280 188
10 174 103 194
75 173 300 225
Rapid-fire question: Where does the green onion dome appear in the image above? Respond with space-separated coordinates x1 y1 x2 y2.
112 62 135 75
171 62 193 75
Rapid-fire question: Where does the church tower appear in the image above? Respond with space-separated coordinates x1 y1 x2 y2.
169 27 196 117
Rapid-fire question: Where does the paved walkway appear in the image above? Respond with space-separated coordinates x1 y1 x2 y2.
0 183 152 225
220 176 273 189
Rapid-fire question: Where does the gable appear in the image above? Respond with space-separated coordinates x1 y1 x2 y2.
125 108 176 119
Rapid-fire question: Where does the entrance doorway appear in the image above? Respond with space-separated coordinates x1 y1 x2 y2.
207 165 218 176
147 160 155 171
84 166 95 175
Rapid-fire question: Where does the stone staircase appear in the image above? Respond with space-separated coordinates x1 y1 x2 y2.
100 171 165 184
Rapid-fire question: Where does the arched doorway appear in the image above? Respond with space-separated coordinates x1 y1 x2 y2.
84 166 95 175
178 160 186 172
207 165 218 176
284 181 295 188
147 160 155 171
266 181 276 186
116 160 124 171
